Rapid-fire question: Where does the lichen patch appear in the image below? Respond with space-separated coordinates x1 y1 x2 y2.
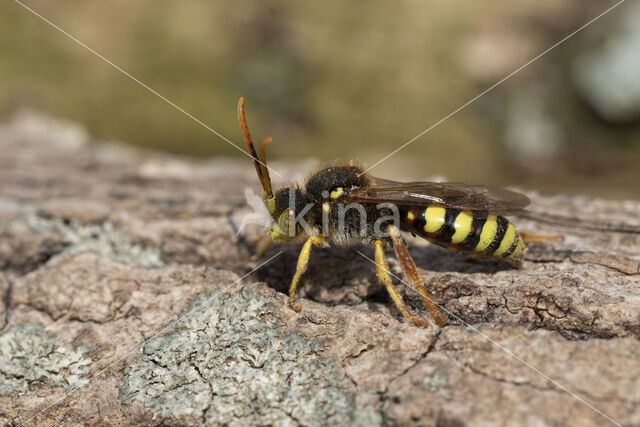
0 323 92 396
119 289 380 426
25 215 163 268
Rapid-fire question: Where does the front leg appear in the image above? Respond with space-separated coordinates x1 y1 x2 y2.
238 235 274 266
289 235 327 312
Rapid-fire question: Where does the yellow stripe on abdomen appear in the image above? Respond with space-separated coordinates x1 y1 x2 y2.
494 223 516 256
475 215 498 251
424 206 446 233
451 211 473 244
404 206 525 267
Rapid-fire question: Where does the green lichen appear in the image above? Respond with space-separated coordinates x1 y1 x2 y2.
25 215 163 268
422 371 448 391
0 323 92 395
119 289 380 426
422 370 451 400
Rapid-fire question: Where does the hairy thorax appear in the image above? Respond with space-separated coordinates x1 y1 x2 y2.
302 163 392 246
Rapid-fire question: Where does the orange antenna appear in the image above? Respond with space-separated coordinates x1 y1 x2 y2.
258 137 273 169
238 97 273 198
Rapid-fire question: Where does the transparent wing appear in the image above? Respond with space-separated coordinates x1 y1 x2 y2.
345 177 530 214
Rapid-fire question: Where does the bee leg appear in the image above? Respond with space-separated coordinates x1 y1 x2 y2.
242 237 274 264
289 235 326 312
520 232 563 242
373 239 429 327
387 225 447 327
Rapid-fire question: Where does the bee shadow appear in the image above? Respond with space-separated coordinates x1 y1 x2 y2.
250 244 389 306
245 241 511 308
408 244 515 274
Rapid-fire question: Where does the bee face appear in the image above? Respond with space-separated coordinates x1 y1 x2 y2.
268 187 306 241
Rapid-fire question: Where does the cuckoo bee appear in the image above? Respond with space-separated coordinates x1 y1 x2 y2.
238 98 530 327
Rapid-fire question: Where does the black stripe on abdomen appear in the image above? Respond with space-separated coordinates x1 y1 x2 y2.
461 210 489 251
486 216 509 254
436 208 459 243
501 232 520 258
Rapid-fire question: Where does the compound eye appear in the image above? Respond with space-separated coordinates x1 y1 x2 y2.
278 210 288 229
278 209 295 236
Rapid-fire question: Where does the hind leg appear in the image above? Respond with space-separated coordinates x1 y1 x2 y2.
387 225 447 326
520 232 563 242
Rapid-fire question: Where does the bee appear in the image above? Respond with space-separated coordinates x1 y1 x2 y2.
238 98 530 327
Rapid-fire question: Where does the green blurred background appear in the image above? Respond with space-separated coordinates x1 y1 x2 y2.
1 0 638 198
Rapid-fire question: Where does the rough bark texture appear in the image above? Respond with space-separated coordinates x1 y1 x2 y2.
1 112 639 426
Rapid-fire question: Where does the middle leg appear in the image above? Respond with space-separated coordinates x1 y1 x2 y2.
373 239 429 327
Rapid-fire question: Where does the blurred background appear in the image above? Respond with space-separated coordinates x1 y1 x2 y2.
0 0 638 199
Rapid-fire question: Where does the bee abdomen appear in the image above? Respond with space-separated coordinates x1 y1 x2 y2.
401 206 524 266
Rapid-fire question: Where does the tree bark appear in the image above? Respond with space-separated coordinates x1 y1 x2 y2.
1 112 639 426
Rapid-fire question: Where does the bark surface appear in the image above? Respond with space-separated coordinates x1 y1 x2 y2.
1 113 639 426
